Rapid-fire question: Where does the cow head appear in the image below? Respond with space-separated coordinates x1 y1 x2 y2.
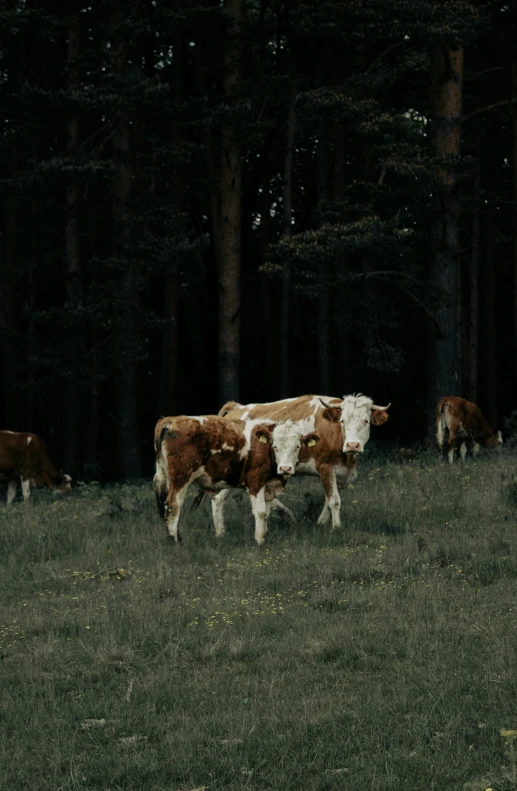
487 430 503 449
58 472 73 492
320 394 390 454
259 421 320 476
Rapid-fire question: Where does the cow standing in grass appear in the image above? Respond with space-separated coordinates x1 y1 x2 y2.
153 415 320 545
0 430 72 505
436 397 503 464
219 394 390 530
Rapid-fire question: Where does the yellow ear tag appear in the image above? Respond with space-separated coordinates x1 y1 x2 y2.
308 438 316 447
259 435 268 443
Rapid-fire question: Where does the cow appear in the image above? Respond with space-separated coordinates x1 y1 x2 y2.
219 394 390 530
0 430 72 505
153 415 320 545
436 397 503 464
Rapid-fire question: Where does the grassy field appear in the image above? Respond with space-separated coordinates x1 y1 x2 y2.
1 450 517 791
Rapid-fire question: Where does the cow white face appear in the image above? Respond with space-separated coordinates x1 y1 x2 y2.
322 395 390 454
271 422 320 475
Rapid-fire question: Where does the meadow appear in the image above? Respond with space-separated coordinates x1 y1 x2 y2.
1 450 517 791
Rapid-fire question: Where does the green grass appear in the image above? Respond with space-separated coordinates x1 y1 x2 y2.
1 451 517 790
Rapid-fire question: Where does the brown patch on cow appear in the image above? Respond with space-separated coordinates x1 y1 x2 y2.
436 396 502 456
321 406 341 423
221 395 336 424
0 431 71 499
371 409 389 426
154 416 285 540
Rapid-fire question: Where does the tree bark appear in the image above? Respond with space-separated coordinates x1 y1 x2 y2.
217 0 243 404
63 17 81 476
112 12 142 479
333 120 350 393
259 144 274 400
159 28 185 417
428 44 463 429
468 131 481 403
513 57 517 402
485 117 498 428
280 72 297 398
317 103 330 394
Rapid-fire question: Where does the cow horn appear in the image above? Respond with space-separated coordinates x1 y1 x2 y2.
319 398 341 410
371 402 391 411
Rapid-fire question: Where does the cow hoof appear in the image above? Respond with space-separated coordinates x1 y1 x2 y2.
166 533 182 543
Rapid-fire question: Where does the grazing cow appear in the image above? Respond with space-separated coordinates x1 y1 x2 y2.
153 415 320 545
436 397 503 464
219 394 390 530
0 430 72 505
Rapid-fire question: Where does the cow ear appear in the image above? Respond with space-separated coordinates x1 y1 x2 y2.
303 433 320 447
255 427 272 444
371 409 389 426
322 407 341 423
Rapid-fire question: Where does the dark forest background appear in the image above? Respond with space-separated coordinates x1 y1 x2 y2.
0 0 516 481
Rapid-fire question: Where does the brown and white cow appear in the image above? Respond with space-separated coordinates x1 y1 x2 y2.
153 415 320 545
436 397 503 464
219 394 390 530
0 430 72 505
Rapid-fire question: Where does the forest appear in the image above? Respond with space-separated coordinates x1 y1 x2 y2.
0 0 516 481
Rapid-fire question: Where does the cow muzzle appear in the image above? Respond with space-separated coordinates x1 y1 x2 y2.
344 441 362 453
278 465 294 475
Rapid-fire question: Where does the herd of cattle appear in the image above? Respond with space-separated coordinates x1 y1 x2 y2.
0 395 503 545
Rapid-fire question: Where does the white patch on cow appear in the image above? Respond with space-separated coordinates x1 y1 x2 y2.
222 442 234 451
250 487 268 546
21 478 31 501
210 448 222 455
7 478 18 506
436 413 445 449
26 436 32 445
339 394 376 454
271 421 310 475
4 430 15 434
191 416 206 425
211 489 231 537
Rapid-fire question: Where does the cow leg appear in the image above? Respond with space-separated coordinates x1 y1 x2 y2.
20 478 31 501
250 488 268 546
7 478 18 506
211 489 231 537
471 439 481 456
459 441 468 463
446 431 457 465
164 484 190 542
317 466 341 530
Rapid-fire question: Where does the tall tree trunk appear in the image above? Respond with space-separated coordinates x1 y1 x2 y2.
317 101 330 394
428 44 463 430
0 205 18 429
513 57 517 400
485 117 498 428
217 0 243 404
280 81 296 398
259 144 274 400
468 131 481 402
333 120 349 393
112 12 142 479
159 29 185 417
63 17 81 476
